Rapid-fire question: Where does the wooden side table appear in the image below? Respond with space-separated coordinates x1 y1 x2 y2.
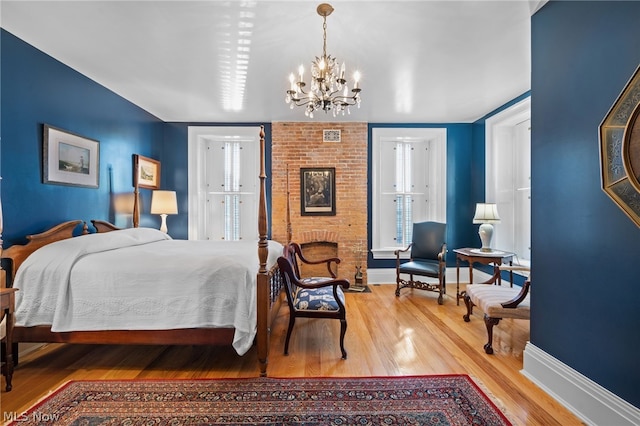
1 287 18 392
453 248 514 305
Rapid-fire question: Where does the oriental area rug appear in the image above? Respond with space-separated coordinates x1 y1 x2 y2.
7 375 512 425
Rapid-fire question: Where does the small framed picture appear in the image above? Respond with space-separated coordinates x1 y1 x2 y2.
43 125 100 188
300 167 336 216
133 154 161 189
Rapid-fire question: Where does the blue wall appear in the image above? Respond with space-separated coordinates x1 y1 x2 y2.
0 30 164 244
532 1 640 407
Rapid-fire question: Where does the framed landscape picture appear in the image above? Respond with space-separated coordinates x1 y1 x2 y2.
43 124 100 188
133 154 161 189
300 167 336 216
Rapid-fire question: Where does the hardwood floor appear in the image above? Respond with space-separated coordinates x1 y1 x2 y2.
0 283 582 425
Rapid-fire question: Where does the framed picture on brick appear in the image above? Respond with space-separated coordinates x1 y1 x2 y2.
300 167 336 216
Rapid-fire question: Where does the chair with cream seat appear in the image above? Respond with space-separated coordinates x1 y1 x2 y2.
463 277 531 354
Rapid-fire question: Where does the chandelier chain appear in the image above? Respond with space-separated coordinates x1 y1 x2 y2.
322 18 327 60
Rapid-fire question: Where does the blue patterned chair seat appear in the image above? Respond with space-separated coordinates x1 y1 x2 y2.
295 278 346 312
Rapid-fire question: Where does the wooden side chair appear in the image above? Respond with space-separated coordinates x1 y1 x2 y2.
277 248 350 359
395 221 447 304
1 258 17 392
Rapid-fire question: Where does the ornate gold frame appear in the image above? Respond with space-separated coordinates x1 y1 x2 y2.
599 65 640 227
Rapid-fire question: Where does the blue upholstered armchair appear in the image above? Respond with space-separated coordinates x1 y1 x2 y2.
394 221 447 304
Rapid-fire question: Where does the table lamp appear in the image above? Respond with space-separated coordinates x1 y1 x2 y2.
151 190 178 233
473 203 500 252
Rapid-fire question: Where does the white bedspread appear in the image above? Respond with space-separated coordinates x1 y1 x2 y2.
13 227 282 355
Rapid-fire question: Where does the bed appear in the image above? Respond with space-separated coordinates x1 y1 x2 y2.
1 125 284 376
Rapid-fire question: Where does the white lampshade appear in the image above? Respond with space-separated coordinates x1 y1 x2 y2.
151 190 178 215
473 203 500 252
472 203 501 224
151 190 178 234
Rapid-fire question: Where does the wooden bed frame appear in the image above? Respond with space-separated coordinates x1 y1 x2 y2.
1 125 283 376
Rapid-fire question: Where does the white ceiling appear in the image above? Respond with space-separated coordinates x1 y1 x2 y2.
0 1 544 123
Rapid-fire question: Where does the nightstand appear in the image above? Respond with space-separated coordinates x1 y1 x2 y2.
1 287 18 392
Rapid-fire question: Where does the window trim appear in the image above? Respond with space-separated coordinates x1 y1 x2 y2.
187 126 261 240
485 97 531 269
371 127 447 259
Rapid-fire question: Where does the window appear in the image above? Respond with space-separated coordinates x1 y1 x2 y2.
372 127 447 259
485 97 531 267
222 141 243 240
188 126 260 240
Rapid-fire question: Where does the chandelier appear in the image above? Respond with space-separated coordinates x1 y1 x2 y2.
285 3 362 118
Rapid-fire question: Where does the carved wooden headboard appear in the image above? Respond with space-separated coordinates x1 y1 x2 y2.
2 220 87 282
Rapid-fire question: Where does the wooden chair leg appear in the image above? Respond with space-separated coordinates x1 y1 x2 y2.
463 294 474 322
12 342 19 366
396 267 400 297
339 319 347 360
483 315 501 355
0 341 13 392
284 315 295 355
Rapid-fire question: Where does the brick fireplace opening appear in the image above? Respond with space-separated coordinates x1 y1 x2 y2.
299 230 339 278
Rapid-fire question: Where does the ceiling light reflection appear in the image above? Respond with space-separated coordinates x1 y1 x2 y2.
394 327 417 364
395 68 414 114
218 2 256 112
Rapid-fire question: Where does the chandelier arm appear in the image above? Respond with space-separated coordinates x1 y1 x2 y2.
292 100 315 107
324 85 360 100
331 97 359 107
289 95 318 107
293 86 309 96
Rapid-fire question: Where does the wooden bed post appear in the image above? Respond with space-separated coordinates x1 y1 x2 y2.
132 154 140 228
257 125 270 376
286 163 292 244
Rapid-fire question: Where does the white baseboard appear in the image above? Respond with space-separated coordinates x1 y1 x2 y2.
522 342 640 425
365 268 396 284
